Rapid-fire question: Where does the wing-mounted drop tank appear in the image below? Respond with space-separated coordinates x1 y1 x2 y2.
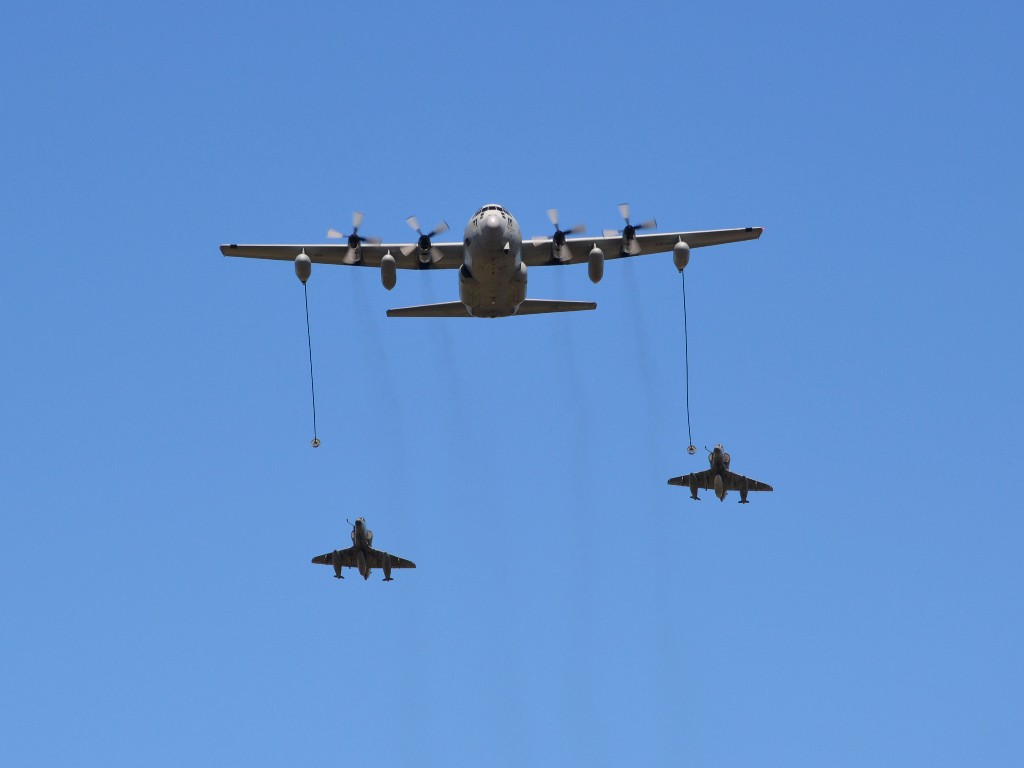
332 550 343 579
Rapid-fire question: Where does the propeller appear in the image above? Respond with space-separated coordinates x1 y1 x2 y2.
532 208 585 262
401 215 449 263
327 211 381 264
602 203 656 255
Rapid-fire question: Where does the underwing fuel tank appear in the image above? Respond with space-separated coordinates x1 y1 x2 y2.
357 550 368 579
588 246 604 283
380 252 397 290
332 550 342 579
714 473 725 500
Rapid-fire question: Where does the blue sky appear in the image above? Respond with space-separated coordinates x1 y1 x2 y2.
3 1 1022 765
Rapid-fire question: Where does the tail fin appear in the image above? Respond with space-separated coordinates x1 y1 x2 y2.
386 302 471 318
514 299 596 316
386 299 596 318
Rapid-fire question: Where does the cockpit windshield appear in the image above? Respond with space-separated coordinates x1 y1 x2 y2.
477 204 505 214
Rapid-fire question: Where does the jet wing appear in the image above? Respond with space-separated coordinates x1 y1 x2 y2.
311 547 358 567
220 242 464 270
721 470 773 492
667 469 716 489
363 548 416 569
522 227 763 266
667 469 773 492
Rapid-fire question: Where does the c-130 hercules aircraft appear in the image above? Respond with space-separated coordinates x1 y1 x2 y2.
221 204 763 318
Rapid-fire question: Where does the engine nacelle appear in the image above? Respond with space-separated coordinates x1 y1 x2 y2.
673 241 690 271
294 252 312 284
380 252 397 290
332 550 343 579
588 246 604 284
366 530 373 547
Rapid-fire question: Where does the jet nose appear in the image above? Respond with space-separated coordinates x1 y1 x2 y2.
479 213 504 246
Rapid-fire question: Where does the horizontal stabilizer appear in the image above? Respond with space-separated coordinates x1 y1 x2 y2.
386 301 472 318
514 299 596 316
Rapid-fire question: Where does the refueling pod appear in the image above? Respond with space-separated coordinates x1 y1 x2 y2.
673 240 690 271
294 251 312 284
380 251 397 290
588 245 604 284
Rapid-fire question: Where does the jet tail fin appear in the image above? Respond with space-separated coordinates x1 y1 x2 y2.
386 301 472 318
514 299 596 316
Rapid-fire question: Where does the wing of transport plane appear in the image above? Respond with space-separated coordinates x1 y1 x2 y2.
522 227 763 266
667 469 773 492
221 242 464 269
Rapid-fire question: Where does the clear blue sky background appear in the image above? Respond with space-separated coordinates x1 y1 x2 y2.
3 1 1022 765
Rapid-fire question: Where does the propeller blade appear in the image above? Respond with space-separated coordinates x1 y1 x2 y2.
400 243 417 257
547 208 560 227
566 223 586 235
344 246 358 264
556 243 573 262
405 215 420 233
352 211 364 229
532 236 550 246
618 203 631 221
431 220 449 236
363 236 382 246
327 228 344 239
430 247 445 263
636 218 657 230
603 229 620 238
626 238 641 256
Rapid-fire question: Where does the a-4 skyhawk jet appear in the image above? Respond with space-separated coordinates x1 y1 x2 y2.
668 444 773 503
311 517 415 581
221 204 763 318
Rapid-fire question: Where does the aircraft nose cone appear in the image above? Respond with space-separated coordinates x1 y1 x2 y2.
480 213 504 245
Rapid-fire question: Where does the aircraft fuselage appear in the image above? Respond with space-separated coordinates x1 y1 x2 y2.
459 204 525 318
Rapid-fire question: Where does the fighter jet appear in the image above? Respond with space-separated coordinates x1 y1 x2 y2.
668 444 773 503
311 517 415 581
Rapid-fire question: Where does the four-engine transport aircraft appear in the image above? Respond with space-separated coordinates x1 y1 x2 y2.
221 204 763 318
668 444 773 503
311 517 415 581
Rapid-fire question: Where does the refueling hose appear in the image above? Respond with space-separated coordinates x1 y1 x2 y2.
303 282 320 448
